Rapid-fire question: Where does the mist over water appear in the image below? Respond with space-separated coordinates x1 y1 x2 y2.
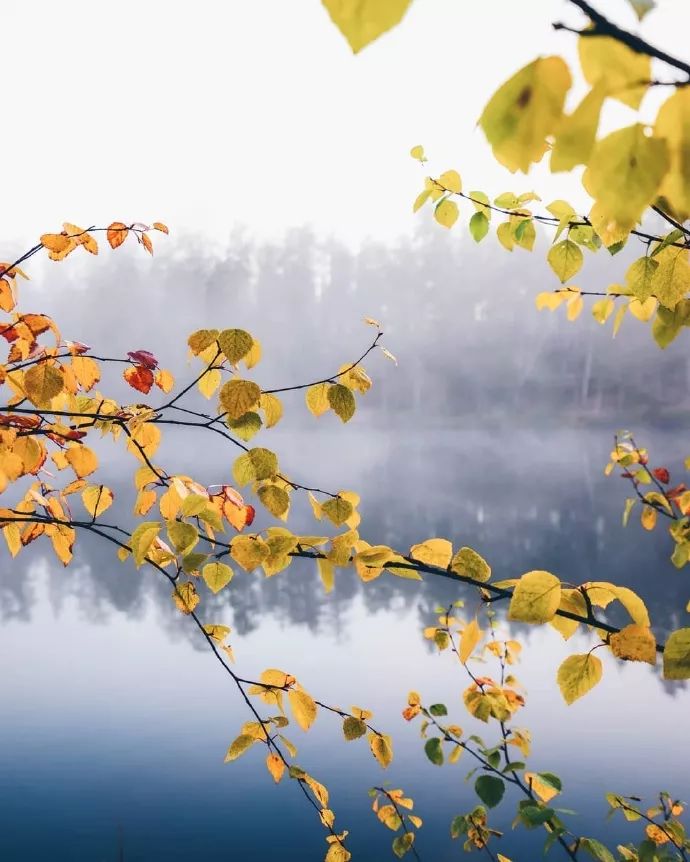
2 226 689 860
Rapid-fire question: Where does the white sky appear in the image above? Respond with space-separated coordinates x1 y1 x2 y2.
3 0 690 248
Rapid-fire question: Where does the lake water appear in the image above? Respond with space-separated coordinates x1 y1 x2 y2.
1 421 689 862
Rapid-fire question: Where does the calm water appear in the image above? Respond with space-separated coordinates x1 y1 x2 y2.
1 423 689 861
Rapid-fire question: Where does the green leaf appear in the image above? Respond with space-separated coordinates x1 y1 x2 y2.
547 240 583 283
469 211 489 243
428 704 447 716
579 837 616 862
258 485 290 519
226 411 262 442
247 447 278 480
343 716 367 740
474 775 505 808
166 520 199 556
327 384 356 422
424 737 444 766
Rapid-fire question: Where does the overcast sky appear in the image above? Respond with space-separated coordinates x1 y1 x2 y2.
4 0 690 249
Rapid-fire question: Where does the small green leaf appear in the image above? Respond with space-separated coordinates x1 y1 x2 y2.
474 775 505 808
424 737 444 766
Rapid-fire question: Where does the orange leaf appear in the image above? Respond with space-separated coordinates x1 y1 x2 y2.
154 369 174 393
124 365 154 394
40 233 77 261
107 222 129 249
152 222 169 234
141 233 153 255
63 223 98 255
0 279 15 312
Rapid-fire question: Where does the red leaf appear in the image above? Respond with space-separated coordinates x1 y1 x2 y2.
123 365 154 394
127 350 158 369
652 467 670 484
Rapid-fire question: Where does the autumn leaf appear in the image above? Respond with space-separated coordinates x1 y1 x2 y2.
107 222 129 249
124 365 154 394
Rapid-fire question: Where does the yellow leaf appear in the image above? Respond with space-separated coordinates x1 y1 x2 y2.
218 329 254 364
583 125 669 234
71 356 100 391
641 505 657 531
450 546 491 582
410 145 425 162
524 772 560 803
368 732 393 768
655 87 690 220
3 524 21 557
130 520 161 567
409 538 452 569
155 369 174 393
322 0 412 53
305 382 331 416
547 240 583 283
535 291 568 312
65 444 98 478
615 586 650 626
81 484 114 517
266 753 285 783
289 689 318 731
508 570 561 624
126 422 161 461
609 624 656 665
434 198 459 229
551 83 606 172
650 246 690 310
317 557 335 593
321 497 354 526
557 653 603 704
224 733 256 762
626 256 659 302
550 588 587 640
202 561 234 594
167 520 199 556
628 297 657 322
219 379 261 420
591 297 615 324
578 35 651 110
479 56 571 173
197 368 221 399
24 364 64 405
566 292 583 322
663 628 690 680
438 170 462 194
260 393 283 428
230 535 270 571
172 581 199 615
459 618 482 663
